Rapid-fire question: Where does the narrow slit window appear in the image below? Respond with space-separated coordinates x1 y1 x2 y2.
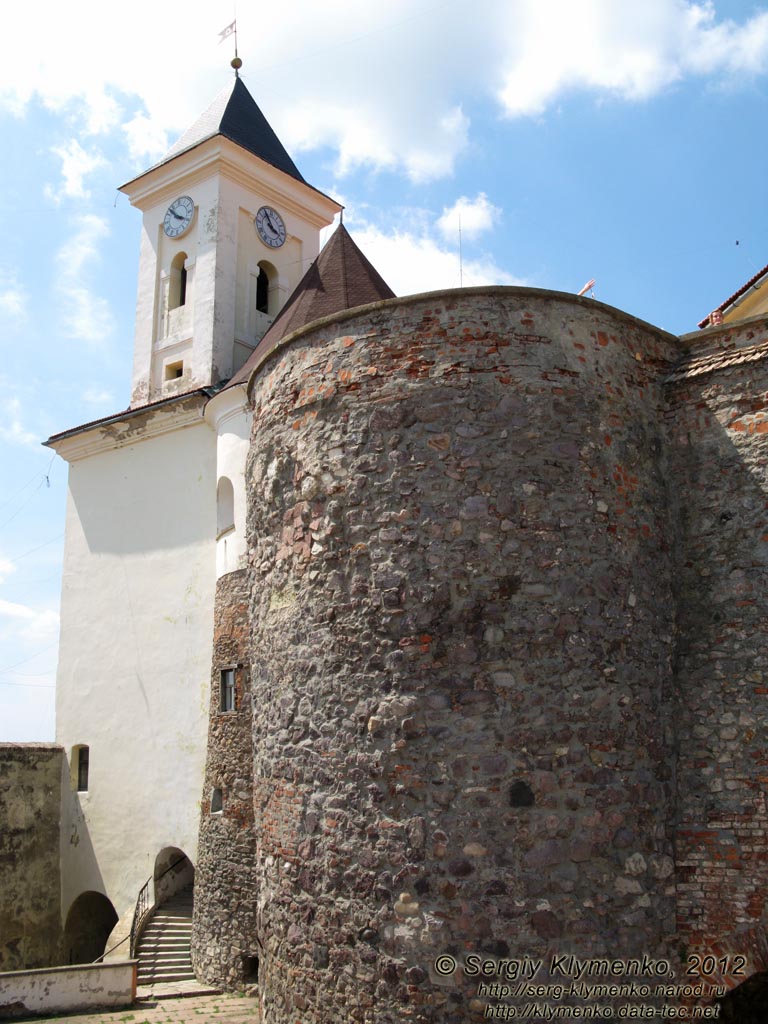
211 788 223 813
220 668 235 712
256 267 269 313
77 746 89 792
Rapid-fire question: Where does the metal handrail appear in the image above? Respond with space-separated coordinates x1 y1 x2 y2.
129 854 191 957
129 876 152 958
93 931 130 963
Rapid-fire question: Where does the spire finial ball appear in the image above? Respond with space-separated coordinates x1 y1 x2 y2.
231 56 242 71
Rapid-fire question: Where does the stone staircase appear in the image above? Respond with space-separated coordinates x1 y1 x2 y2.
136 884 195 986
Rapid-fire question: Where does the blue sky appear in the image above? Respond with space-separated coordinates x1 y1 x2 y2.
2 0 768 740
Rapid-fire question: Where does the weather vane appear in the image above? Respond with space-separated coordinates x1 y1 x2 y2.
219 18 241 75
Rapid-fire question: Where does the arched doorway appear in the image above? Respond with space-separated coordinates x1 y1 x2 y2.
153 846 194 907
63 891 118 964
716 970 768 1022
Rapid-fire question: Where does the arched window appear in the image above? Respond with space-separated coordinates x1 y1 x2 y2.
169 252 187 310
217 477 235 537
256 266 269 314
256 260 279 316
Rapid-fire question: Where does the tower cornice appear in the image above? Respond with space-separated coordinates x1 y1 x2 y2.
120 136 340 227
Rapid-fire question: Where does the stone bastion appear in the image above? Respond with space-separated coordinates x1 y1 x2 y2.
194 287 705 1021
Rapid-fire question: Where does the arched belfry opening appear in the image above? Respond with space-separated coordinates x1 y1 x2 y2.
256 260 279 317
169 252 188 310
63 891 118 964
216 476 235 537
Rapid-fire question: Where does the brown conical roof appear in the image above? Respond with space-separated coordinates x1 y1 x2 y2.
228 224 395 387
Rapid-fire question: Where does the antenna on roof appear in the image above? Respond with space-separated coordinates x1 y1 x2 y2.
577 278 596 298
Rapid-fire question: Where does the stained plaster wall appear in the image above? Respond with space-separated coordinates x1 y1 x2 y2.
0 744 63 971
130 160 328 408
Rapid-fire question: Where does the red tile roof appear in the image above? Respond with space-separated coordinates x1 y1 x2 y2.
698 261 768 328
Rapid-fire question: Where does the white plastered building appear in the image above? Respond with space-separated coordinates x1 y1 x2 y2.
46 74 341 961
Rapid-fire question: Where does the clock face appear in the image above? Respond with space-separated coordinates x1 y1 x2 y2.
255 206 286 248
163 196 194 238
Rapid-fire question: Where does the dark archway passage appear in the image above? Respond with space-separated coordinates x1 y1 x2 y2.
153 846 194 906
716 970 768 1022
63 891 118 964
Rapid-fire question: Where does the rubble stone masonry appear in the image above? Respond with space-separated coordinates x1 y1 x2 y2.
243 289 682 1022
666 320 768 983
194 288 767 1021
192 569 259 988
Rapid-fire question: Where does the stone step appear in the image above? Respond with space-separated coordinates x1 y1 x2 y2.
142 923 191 933
140 939 191 951
136 884 196 987
138 969 196 984
146 925 192 934
139 950 192 963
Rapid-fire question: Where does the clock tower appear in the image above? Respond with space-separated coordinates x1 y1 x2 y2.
120 75 341 407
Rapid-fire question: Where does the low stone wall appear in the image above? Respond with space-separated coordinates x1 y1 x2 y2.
0 960 136 1018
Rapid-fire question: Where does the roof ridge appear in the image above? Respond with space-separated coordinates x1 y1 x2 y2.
135 77 305 185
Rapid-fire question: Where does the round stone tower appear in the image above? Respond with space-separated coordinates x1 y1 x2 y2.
243 287 681 1022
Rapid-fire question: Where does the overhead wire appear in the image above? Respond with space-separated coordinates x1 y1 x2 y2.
0 453 57 530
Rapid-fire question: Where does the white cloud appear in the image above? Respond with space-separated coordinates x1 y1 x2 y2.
496 1 768 117
123 113 169 164
1 1 768 183
0 272 27 321
47 139 107 200
0 599 59 642
0 598 37 619
0 399 40 449
55 216 115 343
0 558 16 584
348 222 526 297
82 387 116 406
436 193 501 244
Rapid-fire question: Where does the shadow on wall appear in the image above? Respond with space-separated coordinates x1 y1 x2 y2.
667 344 768 956
154 847 195 906
716 970 768 1022
62 891 118 964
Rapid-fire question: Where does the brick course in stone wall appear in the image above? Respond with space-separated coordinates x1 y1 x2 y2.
242 290 682 1022
192 570 260 989
193 290 768 1020
666 320 768 985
